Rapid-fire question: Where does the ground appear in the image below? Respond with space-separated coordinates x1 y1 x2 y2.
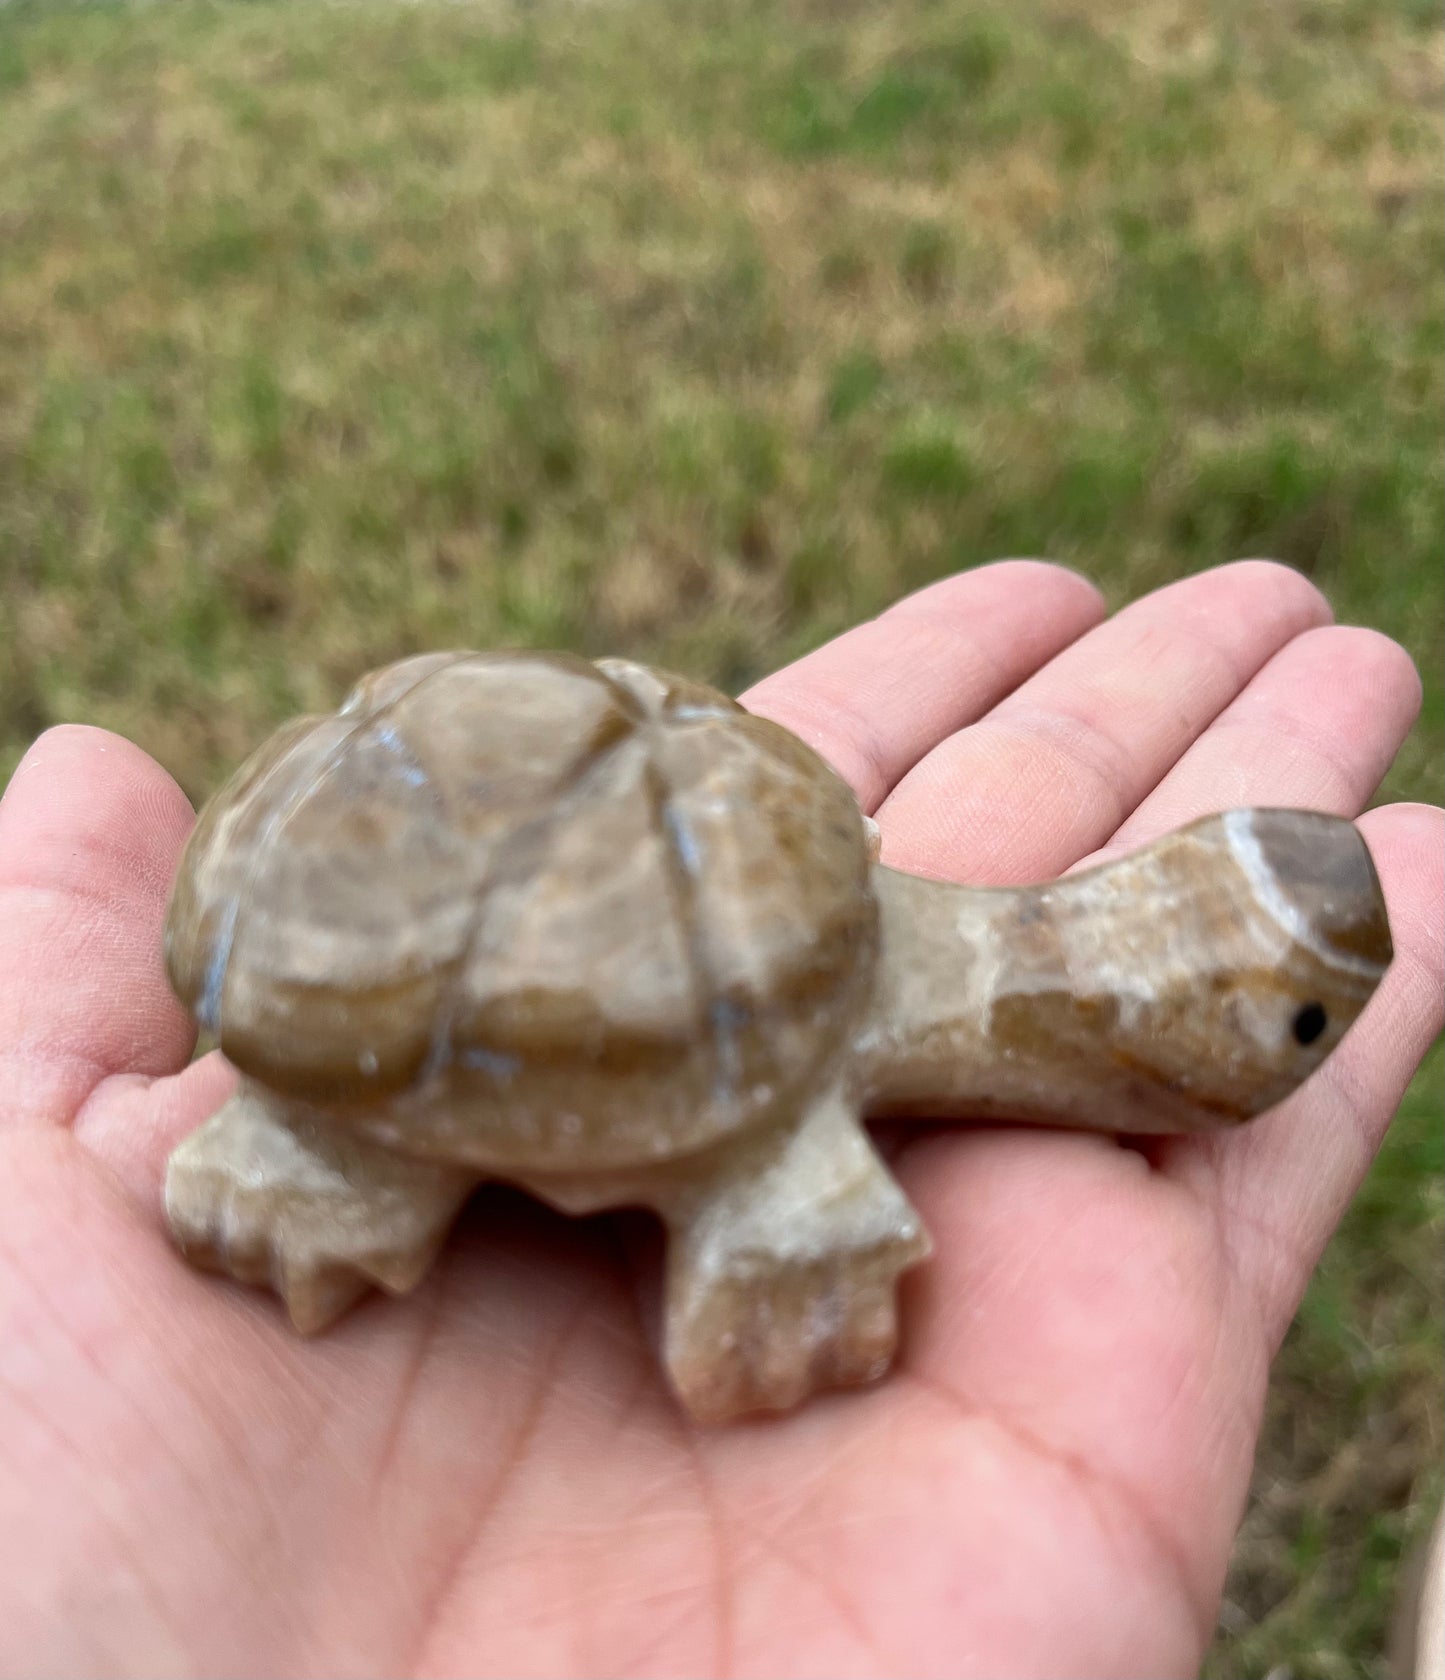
0 0 1440 1670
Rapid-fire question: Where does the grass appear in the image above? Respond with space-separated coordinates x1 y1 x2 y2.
1217 1040 1444 1676
0 0 1439 1669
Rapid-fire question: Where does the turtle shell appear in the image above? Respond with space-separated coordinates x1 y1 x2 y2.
166 652 879 1169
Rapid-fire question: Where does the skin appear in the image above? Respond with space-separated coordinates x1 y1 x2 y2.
0 558 1440 1678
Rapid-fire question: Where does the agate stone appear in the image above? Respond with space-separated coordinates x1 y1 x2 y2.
163 653 1392 1423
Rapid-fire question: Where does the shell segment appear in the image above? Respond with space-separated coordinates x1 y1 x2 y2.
166 653 878 1166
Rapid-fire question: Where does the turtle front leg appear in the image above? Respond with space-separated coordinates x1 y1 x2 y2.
165 1081 476 1332
661 1086 930 1424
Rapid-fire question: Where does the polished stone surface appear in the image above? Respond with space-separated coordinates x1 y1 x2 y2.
164 653 1392 1423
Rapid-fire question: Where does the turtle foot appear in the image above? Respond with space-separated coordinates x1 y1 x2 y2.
165 1083 475 1332
662 1086 930 1424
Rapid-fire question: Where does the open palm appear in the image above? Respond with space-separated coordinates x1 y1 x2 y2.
2 560 1440 1679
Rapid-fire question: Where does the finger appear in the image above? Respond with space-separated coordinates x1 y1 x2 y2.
1084 626 1422 864
0 727 197 1129
876 560 1332 881
1170 802 1443 1350
740 560 1105 812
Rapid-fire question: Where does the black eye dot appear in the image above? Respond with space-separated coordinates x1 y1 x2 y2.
1292 1002 1328 1046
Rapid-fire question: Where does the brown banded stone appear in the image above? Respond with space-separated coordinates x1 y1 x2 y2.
162 654 1393 1424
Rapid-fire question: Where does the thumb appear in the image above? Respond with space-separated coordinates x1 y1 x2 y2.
0 726 198 1129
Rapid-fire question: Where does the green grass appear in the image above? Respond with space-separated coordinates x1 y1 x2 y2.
0 0 1440 1669
1214 1039 1444 1676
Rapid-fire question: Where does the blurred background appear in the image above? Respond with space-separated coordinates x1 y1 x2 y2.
0 0 1439 1670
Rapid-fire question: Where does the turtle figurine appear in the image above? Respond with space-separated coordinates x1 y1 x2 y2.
164 651 1392 1423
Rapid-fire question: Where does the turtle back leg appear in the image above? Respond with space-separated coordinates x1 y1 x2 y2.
165 1084 477 1332
659 1084 930 1424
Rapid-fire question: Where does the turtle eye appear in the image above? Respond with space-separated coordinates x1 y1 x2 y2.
1291 1002 1328 1046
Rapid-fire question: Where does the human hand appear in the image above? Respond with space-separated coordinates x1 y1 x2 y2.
2 560 1440 1678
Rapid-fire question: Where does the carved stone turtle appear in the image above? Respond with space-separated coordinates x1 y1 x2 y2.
164 651 1393 1422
